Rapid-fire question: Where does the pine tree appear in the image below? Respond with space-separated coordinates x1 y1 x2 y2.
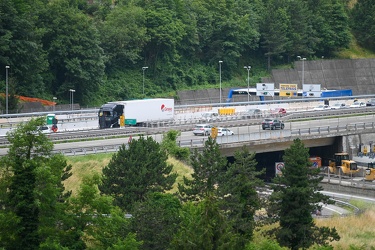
178 136 227 201
131 192 181 250
269 138 340 250
99 136 177 212
218 146 264 247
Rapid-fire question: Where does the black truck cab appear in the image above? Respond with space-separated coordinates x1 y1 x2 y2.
98 103 124 129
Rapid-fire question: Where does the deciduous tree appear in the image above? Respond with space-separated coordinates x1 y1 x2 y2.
37 1 105 105
66 174 139 249
0 117 73 249
170 198 240 250
0 0 47 97
351 0 375 51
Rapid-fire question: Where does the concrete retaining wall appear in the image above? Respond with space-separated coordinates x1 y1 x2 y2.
320 182 375 198
177 59 375 105
271 58 375 94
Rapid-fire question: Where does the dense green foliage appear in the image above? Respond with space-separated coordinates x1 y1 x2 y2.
268 138 340 250
177 139 264 248
219 146 264 245
0 119 366 249
0 118 74 249
178 137 227 201
99 136 177 212
0 0 367 109
351 0 375 51
131 192 181 250
160 129 190 160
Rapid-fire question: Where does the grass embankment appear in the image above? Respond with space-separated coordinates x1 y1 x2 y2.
64 153 193 196
65 154 375 249
335 38 375 59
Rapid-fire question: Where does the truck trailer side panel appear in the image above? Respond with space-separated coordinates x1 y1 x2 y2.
114 99 174 124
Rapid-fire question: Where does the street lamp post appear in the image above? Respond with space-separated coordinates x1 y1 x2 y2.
69 89 75 111
244 66 251 102
5 66 10 115
219 61 223 104
53 97 57 112
142 67 148 95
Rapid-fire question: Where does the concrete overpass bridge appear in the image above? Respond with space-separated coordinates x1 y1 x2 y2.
186 121 375 163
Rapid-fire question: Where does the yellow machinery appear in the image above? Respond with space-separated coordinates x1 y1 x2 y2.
365 162 375 181
328 152 359 175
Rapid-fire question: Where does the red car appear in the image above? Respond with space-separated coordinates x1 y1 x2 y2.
272 108 287 114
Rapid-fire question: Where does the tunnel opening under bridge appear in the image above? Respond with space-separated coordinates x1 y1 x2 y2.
227 145 335 181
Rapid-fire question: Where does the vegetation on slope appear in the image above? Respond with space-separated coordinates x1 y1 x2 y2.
1 0 375 110
64 152 375 250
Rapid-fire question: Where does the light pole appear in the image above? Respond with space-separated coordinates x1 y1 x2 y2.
69 89 75 111
244 66 251 102
142 67 148 95
297 56 306 87
219 61 223 104
5 66 10 115
53 97 57 112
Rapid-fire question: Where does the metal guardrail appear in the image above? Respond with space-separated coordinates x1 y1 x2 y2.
1 103 374 130
45 120 375 157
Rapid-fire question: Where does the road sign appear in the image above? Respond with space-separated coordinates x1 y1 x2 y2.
279 84 298 97
256 83 275 96
275 162 284 176
125 119 137 125
211 127 218 139
303 84 322 97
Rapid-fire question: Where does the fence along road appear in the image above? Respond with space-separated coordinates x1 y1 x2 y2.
0 113 372 157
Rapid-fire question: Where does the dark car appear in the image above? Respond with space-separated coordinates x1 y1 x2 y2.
366 99 375 106
261 118 285 130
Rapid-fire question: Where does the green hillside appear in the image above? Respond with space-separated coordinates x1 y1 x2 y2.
64 153 375 249
0 0 374 110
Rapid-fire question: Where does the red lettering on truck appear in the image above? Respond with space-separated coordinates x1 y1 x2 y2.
161 104 173 112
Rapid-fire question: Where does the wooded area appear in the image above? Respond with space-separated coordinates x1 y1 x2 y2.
0 120 341 249
0 0 374 108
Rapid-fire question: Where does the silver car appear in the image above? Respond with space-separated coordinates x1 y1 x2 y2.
193 124 213 136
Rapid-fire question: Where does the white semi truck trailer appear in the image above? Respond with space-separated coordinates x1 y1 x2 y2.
98 98 174 128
